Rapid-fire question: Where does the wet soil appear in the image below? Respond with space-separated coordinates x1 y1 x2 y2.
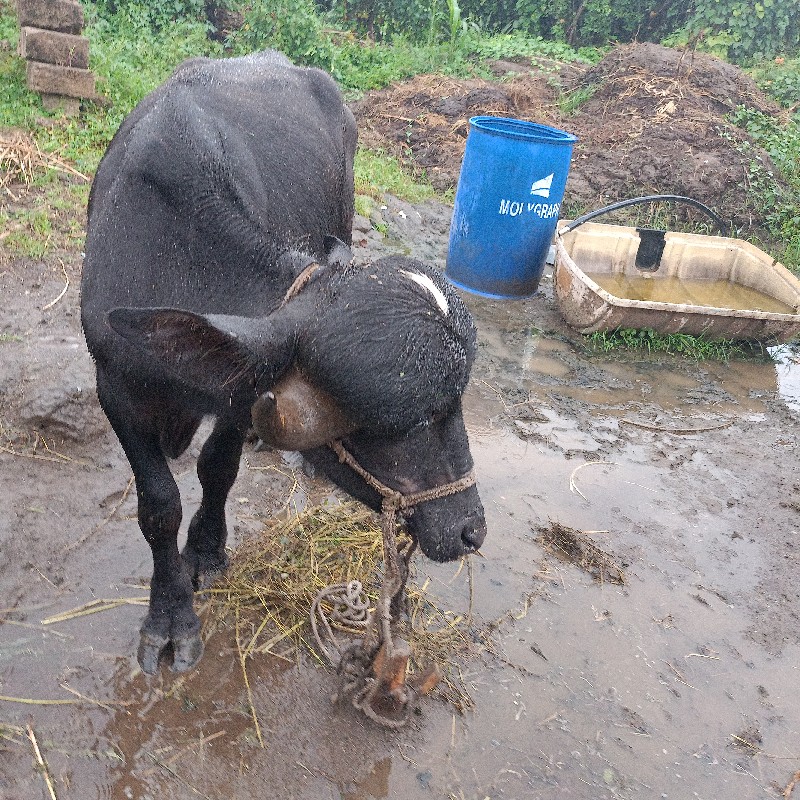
2 42 800 800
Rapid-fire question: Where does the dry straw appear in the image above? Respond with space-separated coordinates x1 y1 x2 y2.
539 520 626 585
204 501 477 712
0 132 89 196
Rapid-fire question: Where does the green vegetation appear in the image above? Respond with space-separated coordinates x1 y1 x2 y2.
1 0 799 286
0 0 597 191
335 0 797 64
586 328 753 361
0 0 223 172
557 83 598 116
1 207 52 259
672 0 798 64
355 148 437 204
722 106 800 270
1 0 797 188
750 56 800 112
353 146 438 227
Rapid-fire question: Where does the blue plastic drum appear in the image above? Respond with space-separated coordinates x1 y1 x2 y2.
446 116 577 299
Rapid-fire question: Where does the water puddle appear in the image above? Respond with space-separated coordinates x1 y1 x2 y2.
2 292 798 800
470 296 800 420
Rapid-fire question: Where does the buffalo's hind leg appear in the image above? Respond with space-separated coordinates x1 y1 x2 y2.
182 414 248 590
96 369 201 674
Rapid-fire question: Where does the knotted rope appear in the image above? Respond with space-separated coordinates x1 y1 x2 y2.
311 439 476 727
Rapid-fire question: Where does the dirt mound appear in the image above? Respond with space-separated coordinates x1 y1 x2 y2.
354 73 558 193
564 43 783 228
577 41 778 118
353 42 786 234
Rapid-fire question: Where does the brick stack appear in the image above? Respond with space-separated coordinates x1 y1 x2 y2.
16 0 96 113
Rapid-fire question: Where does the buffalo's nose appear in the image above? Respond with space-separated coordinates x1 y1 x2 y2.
461 519 487 552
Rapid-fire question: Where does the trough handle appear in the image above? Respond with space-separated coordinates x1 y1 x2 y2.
559 195 730 236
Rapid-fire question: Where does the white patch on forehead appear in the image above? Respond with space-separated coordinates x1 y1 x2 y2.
401 270 449 315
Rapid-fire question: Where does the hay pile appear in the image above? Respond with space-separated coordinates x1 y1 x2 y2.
0 132 88 195
575 41 780 124
205 502 386 660
204 501 477 709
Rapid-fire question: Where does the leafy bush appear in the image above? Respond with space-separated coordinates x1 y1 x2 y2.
749 56 800 110
471 32 600 63
88 12 221 108
327 0 441 42
228 0 333 67
726 106 800 268
331 35 483 91
89 0 208 30
331 38 439 91
444 0 799 62
447 0 516 33
460 0 684 47
681 0 799 63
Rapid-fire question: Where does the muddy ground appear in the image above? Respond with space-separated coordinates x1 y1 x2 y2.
2 43 800 800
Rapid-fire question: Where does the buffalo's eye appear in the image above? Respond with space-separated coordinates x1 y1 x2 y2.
412 418 431 433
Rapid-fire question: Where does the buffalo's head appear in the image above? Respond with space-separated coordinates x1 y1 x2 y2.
108 249 487 561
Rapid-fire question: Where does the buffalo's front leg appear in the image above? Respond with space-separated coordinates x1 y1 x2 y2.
182 415 247 589
97 371 201 673
140 515 202 674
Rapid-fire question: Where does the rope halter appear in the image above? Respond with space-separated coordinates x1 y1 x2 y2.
329 439 477 517
281 264 480 725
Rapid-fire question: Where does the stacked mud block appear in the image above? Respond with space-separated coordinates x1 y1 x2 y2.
16 0 96 113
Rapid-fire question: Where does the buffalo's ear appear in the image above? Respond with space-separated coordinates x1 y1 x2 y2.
107 308 294 394
323 235 354 269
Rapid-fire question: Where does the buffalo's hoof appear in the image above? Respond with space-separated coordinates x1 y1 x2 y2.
138 631 170 675
137 631 204 674
171 634 204 672
194 565 227 592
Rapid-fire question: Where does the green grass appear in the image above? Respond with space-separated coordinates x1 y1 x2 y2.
748 55 800 111
353 146 441 226
0 0 222 174
722 106 800 271
2 0 798 272
586 328 754 361
330 36 483 95
0 0 592 180
354 147 437 204
1 206 53 258
557 83 599 115
0 17 45 130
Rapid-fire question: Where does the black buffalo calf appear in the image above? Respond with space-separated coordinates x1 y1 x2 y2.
81 51 486 674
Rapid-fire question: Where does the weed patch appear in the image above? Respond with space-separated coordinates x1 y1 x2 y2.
354 147 436 203
586 328 752 360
